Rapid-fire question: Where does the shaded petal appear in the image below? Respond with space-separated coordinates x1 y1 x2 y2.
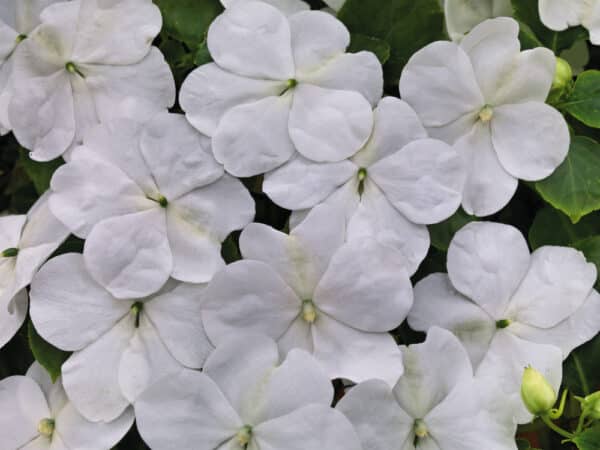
0 289 27 349
444 0 513 41
278 316 313 355
222 0 309 15
25 362 67 415
19 192 70 250
538 0 584 31
0 215 26 252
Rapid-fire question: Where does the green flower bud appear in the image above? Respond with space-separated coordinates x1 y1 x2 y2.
552 58 573 92
581 391 600 420
521 366 557 416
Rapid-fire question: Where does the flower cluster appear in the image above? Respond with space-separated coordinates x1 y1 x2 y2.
0 1 598 449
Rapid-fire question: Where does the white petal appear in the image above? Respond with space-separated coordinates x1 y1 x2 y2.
0 24 17 61
444 0 513 41
538 0 585 31
144 283 212 368
222 0 310 16
140 112 223 199
21 435 54 450
30 253 130 351
447 221 530 319
25 362 67 415
0 289 27 349
370 138 465 225
394 327 473 419
288 10 349 74
312 314 404 386
180 63 285 136
83 208 172 299
454 123 518 216
491 102 570 181
19 192 70 251
336 379 414 450
203 261 301 345
400 41 483 129
0 215 26 252
263 154 357 210
315 239 413 332
135 369 242 450
352 97 427 168
62 316 135 422
410 274 497 369
207 1 295 80
212 94 296 177
507 246 597 328
278 316 313 354
289 83 373 162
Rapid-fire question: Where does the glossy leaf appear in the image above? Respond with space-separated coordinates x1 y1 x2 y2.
560 71 600 129
27 320 70 383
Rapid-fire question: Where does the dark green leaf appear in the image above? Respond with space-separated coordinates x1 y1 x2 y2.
348 34 391 64
27 321 70 383
560 71 600 128
535 136 600 223
571 425 600 450
18 151 63 195
516 438 531 450
429 209 477 251
529 207 600 249
194 40 212 67
574 236 600 289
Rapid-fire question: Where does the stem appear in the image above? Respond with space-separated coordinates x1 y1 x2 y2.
576 412 588 434
540 415 574 439
549 389 569 419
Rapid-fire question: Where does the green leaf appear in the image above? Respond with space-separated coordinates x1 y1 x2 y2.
529 207 600 249
511 0 588 53
153 0 222 49
338 0 444 88
535 136 600 223
574 236 600 290
429 209 477 251
559 71 600 128
18 151 63 195
572 425 600 450
516 438 531 450
27 321 70 383
348 34 391 64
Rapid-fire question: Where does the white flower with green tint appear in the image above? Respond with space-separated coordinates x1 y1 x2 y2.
444 0 512 41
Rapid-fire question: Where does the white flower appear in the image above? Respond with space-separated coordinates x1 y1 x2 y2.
444 0 513 41
0 193 68 349
0 0 62 134
221 0 309 15
49 112 255 299
29 253 211 422
408 221 600 423
180 0 383 177
400 17 569 217
0 363 133 450
135 334 363 450
203 204 410 385
539 0 600 45
7 0 175 161
264 97 465 275
337 327 517 450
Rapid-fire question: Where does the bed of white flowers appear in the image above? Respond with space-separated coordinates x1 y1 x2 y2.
0 0 600 449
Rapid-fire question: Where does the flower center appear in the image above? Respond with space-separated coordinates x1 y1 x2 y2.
38 418 55 438
131 302 143 328
414 419 428 439
1 247 18 257
147 194 168 208
16 34 27 43
236 425 252 447
301 300 317 323
65 61 85 78
357 167 367 195
280 79 298 96
496 318 511 329
478 105 494 123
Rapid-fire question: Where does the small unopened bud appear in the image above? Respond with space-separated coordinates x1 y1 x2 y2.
552 58 573 92
236 425 252 447
2 247 18 257
521 366 557 416
302 300 317 323
414 419 428 438
479 105 494 123
581 392 600 419
38 418 55 437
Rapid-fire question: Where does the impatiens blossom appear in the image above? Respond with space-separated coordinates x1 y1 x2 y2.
265 97 465 274
0 0 61 134
49 112 254 299
8 0 175 161
337 327 517 450
220 0 309 15
0 193 68 349
401 17 569 216
30 253 210 422
203 204 410 385
408 221 600 423
180 0 383 177
0 362 133 450
135 334 363 450
539 0 600 44
444 0 512 41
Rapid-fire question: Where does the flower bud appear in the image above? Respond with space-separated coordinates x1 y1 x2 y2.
581 391 600 419
552 58 573 92
521 366 557 416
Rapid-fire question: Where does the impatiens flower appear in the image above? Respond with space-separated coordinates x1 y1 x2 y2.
0 193 68 349
0 362 133 450
408 221 600 423
180 0 383 177
8 0 175 161
135 334 363 450
0 0 61 134
539 0 600 45
444 0 512 41
30 253 211 422
220 0 309 15
49 112 255 299
265 97 465 274
203 204 410 385
337 327 517 450
400 17 569 216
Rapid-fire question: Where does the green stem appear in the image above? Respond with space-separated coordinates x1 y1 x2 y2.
540 415 574 439
576 412 588 434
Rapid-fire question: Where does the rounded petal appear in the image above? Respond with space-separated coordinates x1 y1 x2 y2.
369 138 465 225
19 192 70 251
538 0 584 31
30 253 130 351
507 246 597 328
207 2 295 80
212 94 296 177
0 289 27 349
0 215 26 250
25 362 68 415
491 102 570 181
222 0 310 15
83 209 172 299
447 221 530 319
314 239 413 332
135 369 242 450
444 0 513 40
289 83 373 162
